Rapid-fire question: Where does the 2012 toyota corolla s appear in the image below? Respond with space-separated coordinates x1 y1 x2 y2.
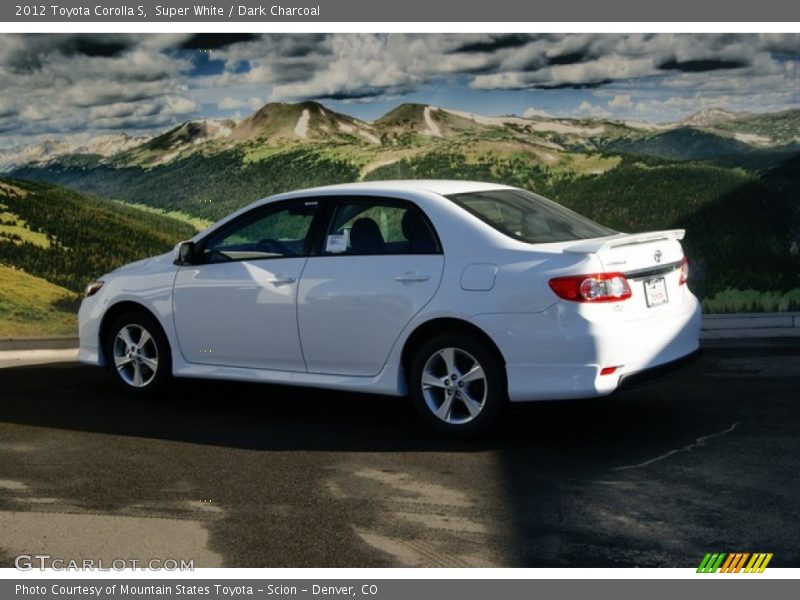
78 180 701 436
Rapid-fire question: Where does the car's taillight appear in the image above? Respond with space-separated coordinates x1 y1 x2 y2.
548 272 632 303
679 256 689 285
600 366 621 375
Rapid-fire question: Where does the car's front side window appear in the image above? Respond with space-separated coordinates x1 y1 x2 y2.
202 202 318 263
324 200 440 255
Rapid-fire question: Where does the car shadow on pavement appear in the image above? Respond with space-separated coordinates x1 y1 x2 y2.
0 357 735 463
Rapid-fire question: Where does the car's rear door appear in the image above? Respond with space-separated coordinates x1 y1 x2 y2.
297 197 444 376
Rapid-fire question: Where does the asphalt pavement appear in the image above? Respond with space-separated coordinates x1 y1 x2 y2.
0 338 798 568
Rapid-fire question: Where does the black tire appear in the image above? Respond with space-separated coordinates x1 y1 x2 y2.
409 333 506 437
106 311 172 395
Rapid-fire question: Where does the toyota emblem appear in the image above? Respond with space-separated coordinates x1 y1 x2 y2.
654 250 662 263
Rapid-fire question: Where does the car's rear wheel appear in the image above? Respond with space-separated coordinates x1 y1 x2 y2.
410 334 506 436
106 312 171 394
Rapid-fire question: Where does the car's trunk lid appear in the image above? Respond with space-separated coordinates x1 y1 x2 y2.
561 229 687 316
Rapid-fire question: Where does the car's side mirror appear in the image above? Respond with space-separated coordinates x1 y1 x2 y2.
174 240 197 265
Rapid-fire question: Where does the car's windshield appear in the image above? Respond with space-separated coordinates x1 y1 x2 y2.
446 188 616 243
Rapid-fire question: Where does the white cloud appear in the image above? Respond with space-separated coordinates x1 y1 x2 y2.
0 97 16 118
162 96 198 115
0 34 197 140
576 100 611 118
218 96 263 111
523 107 554 119
85 96 197 130
20 105 48 121
90 101 159 120
608 94 633 108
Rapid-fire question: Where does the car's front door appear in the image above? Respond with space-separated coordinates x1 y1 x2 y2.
173 200 320 371
297 198 444 376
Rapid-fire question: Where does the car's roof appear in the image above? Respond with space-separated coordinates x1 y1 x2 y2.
203 180 518 237
277 179 514 199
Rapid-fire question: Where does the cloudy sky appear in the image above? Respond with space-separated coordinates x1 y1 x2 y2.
0 33 798 147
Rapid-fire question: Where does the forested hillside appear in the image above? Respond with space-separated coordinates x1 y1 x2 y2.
12 148 359 222
0 178 196 294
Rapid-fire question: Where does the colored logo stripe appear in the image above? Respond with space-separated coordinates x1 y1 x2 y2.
697 553 773 573
745 553 773 573
720 553 749 573
697 553 726 573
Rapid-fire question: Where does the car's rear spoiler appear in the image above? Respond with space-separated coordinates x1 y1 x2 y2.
562 229 685 254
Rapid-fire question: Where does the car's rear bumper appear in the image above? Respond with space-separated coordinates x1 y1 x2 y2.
471 291 702 402
616 346 702 392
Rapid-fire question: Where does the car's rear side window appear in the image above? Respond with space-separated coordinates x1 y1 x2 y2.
446 189 616 243
324 199 441 255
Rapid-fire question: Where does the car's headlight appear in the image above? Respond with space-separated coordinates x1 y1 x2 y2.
84 280 104 298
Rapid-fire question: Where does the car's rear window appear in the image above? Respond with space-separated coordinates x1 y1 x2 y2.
446 188 616 243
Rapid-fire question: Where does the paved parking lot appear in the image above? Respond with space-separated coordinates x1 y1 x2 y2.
0 338 798 568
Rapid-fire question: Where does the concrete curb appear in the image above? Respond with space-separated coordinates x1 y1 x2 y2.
0 336 79 350
701 312 800 339
0 348 78 368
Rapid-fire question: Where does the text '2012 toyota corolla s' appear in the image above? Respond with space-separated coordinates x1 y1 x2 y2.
79 180 701 436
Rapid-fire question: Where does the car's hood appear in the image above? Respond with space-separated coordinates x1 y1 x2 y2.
104 251 174 279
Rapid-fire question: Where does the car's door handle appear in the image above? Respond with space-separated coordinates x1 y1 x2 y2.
394 271 430 283
267 274 296 284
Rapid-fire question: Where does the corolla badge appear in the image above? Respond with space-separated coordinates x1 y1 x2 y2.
654 249 662 263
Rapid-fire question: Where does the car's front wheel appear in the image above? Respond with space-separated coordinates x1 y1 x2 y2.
410 334 506 436
106 312 171 394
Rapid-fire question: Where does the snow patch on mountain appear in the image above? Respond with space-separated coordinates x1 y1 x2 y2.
80 134 145 155
294 109 310 138
734 132 771 145
682 108 742 127
0 133 146 172
621 120 675 131
359 129 380 144
442 108 530 128
527 121 605 135
423 106 442 137
198 120 233 142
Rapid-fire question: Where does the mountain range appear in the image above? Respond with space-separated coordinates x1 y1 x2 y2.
0 133 147 172
2 101 799 172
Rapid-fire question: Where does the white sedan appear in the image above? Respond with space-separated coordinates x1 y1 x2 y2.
79 180 701 435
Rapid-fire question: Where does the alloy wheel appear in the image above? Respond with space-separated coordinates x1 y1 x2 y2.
421 347 488 425
112 324 159 388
